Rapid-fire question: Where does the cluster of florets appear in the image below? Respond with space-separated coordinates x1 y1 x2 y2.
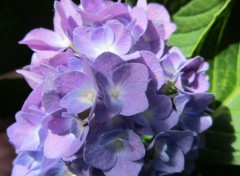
7 0 214 175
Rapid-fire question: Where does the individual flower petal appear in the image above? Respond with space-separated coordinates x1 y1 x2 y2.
128 6 148 40
104 155 144 176
42 109 72 135
17 64 57 89
44 130 82 159
93 102 115 123
68 57 84 72
55 71 90 95
81 0 113 14
79 2 129 25
136 0 147 11
42 73 62 113
92 52 124 78
114 86 149 116
19 28 70 53
131 51 165 90
21 83 43 112
60 89 96 114
146 3 176 40
48 49 74 68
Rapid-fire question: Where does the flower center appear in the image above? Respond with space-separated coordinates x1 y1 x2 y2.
111 138 126 151
143 110 153 119
109 85 122 99
79 90 96 104
159 144 170 162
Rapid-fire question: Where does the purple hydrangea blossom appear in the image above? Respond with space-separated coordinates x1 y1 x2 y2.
12 151 45 176
145 131 193 175
84 129 145 176
7 108 46 152
12 151 71 176
160 47 186 81
175 57 210 93
43 109 89 159
161 47 209 93
8 0 214 175
92 52 149 116
57 71 98 114
133 92 189 136
176 93 214 133
41 59 98 115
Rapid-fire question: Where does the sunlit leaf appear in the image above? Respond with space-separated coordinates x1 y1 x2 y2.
196 0 240 165
167 0 231 57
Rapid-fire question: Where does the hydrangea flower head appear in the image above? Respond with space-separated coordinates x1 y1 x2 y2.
8 0 214 175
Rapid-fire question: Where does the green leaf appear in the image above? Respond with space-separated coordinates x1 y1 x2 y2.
196 0 240 165
167 0 231 57
211 44 240 101
206 43 240 164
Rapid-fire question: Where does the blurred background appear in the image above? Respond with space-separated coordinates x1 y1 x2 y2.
0 0 67 175
0 0 240 175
